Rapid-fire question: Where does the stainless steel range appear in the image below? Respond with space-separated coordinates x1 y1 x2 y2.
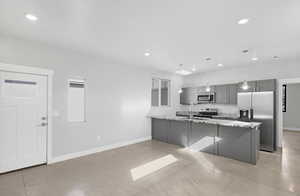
176 108 218 118
194 108 218 118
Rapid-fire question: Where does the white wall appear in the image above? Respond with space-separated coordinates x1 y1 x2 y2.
0 34 182 158
283 83 300 131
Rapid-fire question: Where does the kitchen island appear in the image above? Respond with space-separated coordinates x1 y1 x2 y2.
150 115 261 164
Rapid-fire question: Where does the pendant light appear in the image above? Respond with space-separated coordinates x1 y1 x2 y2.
241 81 249 90
205 83 211 92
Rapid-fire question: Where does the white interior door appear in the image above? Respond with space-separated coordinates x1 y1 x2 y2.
0 71 47 173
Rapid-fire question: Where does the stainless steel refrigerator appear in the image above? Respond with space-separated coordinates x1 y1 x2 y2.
238 91 276 152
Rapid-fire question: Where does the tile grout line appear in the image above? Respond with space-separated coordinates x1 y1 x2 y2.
21 170 29 196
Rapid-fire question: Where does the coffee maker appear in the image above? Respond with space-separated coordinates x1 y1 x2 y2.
239 109 249 119
239 109 254 120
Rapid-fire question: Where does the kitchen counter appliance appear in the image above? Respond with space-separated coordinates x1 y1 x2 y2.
239 109 249 119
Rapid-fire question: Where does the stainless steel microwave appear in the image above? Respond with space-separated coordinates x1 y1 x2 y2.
197 92 215 103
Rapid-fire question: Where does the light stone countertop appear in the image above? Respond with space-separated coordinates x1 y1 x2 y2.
148 115 261 129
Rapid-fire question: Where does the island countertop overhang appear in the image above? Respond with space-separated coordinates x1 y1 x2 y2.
148 115 261 129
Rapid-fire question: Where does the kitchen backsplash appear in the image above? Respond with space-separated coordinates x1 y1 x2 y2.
180 104 239 115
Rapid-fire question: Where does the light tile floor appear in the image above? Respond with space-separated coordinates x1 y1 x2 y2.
1 131 300 196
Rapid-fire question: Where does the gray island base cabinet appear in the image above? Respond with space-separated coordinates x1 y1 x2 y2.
168 120 189 147
152 119 168 143
151 118 260 164
218 126 260 164
152 119 189 147
190 123 217 154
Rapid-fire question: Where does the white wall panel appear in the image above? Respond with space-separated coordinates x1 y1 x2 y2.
0 34 182 158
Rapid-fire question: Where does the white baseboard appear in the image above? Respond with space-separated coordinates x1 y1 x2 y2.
48 136 152 164
283 127 300 132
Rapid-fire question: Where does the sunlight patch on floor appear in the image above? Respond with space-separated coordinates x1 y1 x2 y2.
67 189 86 196
189 136 214 152
130 154 178 181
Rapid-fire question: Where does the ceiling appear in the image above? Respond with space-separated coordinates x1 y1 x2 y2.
0 0 300 74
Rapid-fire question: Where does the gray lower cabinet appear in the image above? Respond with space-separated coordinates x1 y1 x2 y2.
190 123 217 154
168 120 189 147
152 119 169 143
218 126 252 163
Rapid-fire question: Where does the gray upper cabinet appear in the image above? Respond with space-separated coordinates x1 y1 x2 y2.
180 87 197 105
215 84 237 105
181 79 275 105
180 88 189 105
256 79 276 92
237 81 257 92
228 84 238 105
215 85 228 104
237 79 276 92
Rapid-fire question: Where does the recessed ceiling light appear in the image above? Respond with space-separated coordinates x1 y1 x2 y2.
175 69 192 76
252 57 258 61
144 52 150 56
217 63 224 67
238 18 249 25
25 13 38 21
205 57 212 61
